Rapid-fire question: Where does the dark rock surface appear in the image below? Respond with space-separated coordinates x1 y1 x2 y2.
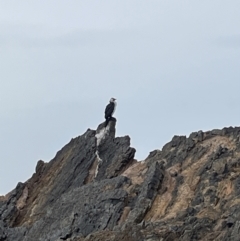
1 122 240 240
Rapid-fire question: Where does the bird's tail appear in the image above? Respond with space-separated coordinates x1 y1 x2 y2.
105 118 110 127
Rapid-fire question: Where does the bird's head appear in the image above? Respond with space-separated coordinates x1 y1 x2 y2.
110 98 116 103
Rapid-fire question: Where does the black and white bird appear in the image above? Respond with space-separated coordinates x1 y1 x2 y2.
104 98 117 127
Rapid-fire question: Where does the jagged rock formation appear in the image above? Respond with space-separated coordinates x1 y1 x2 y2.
1 121 240 241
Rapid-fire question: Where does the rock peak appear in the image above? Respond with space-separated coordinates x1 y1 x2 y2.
1 125 240 240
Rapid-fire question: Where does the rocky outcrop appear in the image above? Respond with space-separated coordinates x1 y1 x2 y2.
1 121 240 240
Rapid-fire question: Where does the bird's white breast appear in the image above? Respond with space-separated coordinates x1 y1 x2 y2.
112 101 117 115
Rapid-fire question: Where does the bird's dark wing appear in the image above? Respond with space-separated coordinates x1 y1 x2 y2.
105 102 114 118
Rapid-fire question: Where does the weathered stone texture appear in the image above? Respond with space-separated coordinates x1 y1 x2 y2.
1 123 240 240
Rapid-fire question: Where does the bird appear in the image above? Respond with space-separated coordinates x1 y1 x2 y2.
104 98 117 127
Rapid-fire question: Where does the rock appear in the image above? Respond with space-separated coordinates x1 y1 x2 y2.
0 221 7 241
2 124 240 240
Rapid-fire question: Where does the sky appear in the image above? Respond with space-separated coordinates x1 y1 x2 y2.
0 0 240 194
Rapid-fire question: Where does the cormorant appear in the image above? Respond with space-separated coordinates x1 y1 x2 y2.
104 98 117 127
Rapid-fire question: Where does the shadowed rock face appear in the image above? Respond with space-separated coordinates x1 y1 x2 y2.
1 123 240 241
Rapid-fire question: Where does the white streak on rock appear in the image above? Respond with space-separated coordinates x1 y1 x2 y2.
94 125 110 178
95 128 105 146
94 150 102 178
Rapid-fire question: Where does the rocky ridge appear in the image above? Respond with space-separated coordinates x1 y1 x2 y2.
1 120 240 241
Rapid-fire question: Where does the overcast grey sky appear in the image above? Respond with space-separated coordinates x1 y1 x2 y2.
1 1 240 194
